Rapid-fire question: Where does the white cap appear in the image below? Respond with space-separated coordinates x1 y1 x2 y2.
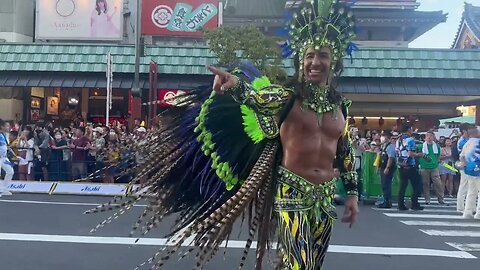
94 127 104 134
136 127 147 133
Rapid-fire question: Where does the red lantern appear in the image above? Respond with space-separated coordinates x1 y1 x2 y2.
379 117 385 127
361 117 368 125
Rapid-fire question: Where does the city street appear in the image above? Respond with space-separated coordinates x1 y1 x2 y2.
0 194 478 270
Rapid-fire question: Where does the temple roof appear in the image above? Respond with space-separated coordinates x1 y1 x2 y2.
453 3 480 48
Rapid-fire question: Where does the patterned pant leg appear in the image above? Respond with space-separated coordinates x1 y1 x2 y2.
275 181 334 270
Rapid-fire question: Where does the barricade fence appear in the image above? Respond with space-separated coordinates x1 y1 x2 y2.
4 151 412 198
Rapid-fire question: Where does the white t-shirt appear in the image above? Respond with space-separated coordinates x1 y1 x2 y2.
18 138 35 165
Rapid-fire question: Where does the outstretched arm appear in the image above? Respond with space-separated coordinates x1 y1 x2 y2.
208 66 293 115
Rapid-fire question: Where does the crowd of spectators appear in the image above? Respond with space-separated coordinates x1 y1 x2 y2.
0 119 151 183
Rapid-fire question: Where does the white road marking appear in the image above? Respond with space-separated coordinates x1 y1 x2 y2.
392 204 456 209
0 199 147 208
374 208 457 213
420 230 480 237
384 213 464 219
328 245 476 259
0 233 475 259
400 220 480 228
446 243 480 252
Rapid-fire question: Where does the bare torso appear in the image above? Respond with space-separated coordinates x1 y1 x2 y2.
280 99 346 185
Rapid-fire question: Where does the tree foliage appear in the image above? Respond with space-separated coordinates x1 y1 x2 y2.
203 26 287 84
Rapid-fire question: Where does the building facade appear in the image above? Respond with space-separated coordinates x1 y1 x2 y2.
0 0 473 131
0 0 35 42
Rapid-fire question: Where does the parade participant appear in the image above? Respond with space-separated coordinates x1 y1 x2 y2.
396 123 424 211
458 126 480 219
0 119 14 196
88 1 359 269
456 123 472 212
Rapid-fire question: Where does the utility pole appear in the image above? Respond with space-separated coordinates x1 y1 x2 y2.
106 52 113 126
132 0 142 97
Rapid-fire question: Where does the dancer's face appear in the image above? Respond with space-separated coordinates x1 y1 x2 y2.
303 47 332 86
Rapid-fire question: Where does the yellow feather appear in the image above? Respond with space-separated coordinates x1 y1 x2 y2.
294 260 300 270
292 214 299 236
301 249 307 263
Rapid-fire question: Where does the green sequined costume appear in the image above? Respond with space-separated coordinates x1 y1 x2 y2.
275 166 337 270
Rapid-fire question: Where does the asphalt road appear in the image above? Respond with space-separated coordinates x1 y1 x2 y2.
0 194 479 270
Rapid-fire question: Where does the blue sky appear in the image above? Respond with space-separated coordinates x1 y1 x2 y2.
410 0 480 48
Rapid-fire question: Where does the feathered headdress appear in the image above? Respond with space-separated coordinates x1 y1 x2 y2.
279 0 358 69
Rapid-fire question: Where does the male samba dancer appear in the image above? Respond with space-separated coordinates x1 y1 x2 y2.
88 0 359 269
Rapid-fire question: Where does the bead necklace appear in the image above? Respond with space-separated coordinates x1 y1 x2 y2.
301 83 338 125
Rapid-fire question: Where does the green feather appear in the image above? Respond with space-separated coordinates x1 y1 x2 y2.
317 0 335 18
240 105 265 144
251 76 271 92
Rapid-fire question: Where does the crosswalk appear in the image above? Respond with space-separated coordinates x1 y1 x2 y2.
374 197 480 257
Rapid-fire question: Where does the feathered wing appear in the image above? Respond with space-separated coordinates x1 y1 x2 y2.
86 67 286 269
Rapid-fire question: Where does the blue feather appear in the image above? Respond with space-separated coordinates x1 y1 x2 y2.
346 42 359 63
273 28 290 37
282 11 294 20
280 41 290 49
237 62 263 82
282 47 294 59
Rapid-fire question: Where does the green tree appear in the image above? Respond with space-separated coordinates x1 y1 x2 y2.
203 26 287 84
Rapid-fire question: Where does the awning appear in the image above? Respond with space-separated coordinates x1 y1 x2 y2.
338 78 480 96
0 72 211 90
440 116 475 125
1 71 479 98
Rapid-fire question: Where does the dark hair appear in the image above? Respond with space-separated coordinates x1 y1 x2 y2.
400 122 413 133
24 126 34 141
10 131 18 137
95 0 108 15
77 127 86 134
0 118 5 128
459 123 471 132
36 122 45 129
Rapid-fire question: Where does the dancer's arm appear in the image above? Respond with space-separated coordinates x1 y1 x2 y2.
208 66 293 115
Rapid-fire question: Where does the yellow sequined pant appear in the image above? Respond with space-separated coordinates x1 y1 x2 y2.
274 166 337 270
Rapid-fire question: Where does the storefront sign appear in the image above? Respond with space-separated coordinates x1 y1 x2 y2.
36 0 123 40
158 90 188 107
142 0 219 37
8 181 55 194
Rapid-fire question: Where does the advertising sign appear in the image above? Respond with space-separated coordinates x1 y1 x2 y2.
53 182 129 196
8 181 55 194
142 0 219 37
36 0 123 40
158 90 188 107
